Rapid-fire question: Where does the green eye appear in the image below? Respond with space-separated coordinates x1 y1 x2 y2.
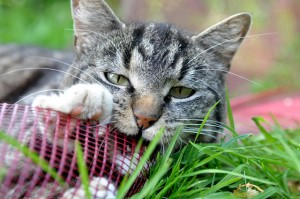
105 73 129 86
169 87 195 99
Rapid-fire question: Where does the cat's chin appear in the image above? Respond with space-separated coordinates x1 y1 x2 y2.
112 123 140 136
111 123 159 143
141 127 159 142
111 119 170 145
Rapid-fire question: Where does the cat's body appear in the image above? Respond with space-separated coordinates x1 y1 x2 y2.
2 0 251 198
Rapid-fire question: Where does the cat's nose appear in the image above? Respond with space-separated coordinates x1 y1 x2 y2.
134 113 159 129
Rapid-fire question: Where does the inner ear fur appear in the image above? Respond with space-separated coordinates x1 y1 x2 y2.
192 13 252 64
71 0 126 52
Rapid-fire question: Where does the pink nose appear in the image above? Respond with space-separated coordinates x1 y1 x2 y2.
134 113 159 129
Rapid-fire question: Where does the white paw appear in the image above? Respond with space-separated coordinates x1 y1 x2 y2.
31 84 113 147
62 177 117 199
32 83 113 122
115 148 151 175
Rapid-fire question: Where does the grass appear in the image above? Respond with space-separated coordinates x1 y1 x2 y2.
75 141 92 199
129 102 300 198
117 128 165 199
134 125 300 198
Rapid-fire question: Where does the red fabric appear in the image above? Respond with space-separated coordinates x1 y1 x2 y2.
231 91 300 134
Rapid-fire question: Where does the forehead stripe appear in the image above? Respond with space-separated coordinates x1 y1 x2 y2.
132 25 146 48
123 25 146 69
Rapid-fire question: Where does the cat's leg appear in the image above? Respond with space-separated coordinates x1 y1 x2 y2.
31 83 113 145
62 177 117 199
32 83 113 122
31 84 114 198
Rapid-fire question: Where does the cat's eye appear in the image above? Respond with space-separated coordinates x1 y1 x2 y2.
105 73 129 86
169 87 195 99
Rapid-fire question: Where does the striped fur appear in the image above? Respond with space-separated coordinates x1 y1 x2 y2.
64 0 251 146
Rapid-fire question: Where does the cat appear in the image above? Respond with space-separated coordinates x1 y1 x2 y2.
35 0 251 145
2 0 251 198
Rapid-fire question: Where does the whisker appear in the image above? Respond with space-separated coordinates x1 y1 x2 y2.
181 120 226 126
176 118 227 124
182 128 226 136
99 117 114 126
177 136 187 149
183 131 219 140
188 32 277 65
176 119 229 128
15 89 65 104
0 67 88 84
30 57 107 86
178 33 278 88
180 121 225 127
179 63 264 89
162 142 165 154
3 89 64 115
30 56 72 68
200 68 264 89
72 28 124 57
182 123 226 130
197 79 220 96
29 57 120 101
74 28 132 65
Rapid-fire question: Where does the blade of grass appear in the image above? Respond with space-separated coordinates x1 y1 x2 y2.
161 126 181 165
75 141 91 199
253 186 287 199
275 132 300 174
221 134 252 148
203 177 241 195
225 88 236 135
0 131 66 186
184 101 220 162
117 127 164 199
131 159 172 199
194 100 220 143
201 192 234 199
182 168 275 185
118 137 145 189
252 117 277 142
148 127 183 198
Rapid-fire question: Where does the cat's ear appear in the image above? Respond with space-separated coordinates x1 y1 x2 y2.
192 13 251 66
71 0 125 52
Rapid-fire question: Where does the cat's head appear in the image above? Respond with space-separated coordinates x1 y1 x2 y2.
64 0 251 146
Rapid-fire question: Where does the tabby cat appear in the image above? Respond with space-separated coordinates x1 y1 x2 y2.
13 0 252 198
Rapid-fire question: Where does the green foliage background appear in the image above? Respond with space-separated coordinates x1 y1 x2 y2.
0 0 72 49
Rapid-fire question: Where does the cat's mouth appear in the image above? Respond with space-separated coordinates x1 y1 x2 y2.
110 118 162 148
113 125 153 148
130 125 151 146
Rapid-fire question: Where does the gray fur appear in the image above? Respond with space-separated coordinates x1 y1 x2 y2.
64 0 251 146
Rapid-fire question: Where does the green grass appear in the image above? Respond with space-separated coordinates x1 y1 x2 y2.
117 128 165 199
0 0 73 49
130 116 300 198
0 131 66 187
75 141 92 199
135 126 300 198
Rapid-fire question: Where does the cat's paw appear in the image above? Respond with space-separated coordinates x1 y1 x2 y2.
31 84 113 147
62 177 117 199
32 83 113 122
